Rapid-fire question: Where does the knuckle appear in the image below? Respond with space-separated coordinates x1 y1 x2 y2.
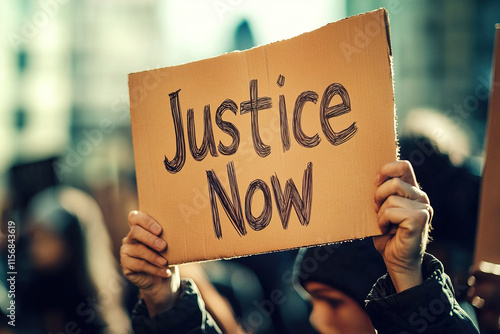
129 225 137 235
122 243 131 252
119 243 126 255
129 225 141 239
390 177 402 188
137 244 153 260
120 244 131 260
138 260 147 271
122 267 131 276
424 204 434 221
400 160 412 172
388 178 403 192
120 254 130 269
413 186 430 203
379 208 391 224
428 204 434 215
423 193 431 204
416 209 430 226
386 195 398 207
406 224 418 235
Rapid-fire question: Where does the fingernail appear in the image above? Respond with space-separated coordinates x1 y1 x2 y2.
165 268 172 277
131 210 139 216
155 239 166 250
157 257 167 266
151 224 161 235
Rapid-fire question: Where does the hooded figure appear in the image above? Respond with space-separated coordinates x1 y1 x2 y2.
16 186 131 334
293 238 387 333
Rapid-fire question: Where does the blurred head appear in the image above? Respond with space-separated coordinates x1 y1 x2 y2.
30 223 70 271
293 238 387 334
27 188 87 274
305 281 375 334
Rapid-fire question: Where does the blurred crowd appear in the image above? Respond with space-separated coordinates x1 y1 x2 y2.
1 107 499 333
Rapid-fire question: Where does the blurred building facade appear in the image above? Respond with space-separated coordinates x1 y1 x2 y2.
1 0 161 193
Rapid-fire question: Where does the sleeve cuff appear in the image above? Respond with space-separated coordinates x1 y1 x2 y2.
131 279 221 334
365 253 474 332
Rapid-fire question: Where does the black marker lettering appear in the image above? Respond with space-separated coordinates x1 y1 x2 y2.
320 83 357 145
163 89 186 173
277 75 291 152
271 162 313 229
245 179 272 231
216 99 240 156
207 161 246 239
276 74 285 87
187 105 218 161
293 91 320 148
240 79 272 157
279 95 291 152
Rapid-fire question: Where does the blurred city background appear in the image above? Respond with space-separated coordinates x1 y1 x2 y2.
0 0 499 333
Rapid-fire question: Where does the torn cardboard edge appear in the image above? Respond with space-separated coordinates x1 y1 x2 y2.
129 8 393 77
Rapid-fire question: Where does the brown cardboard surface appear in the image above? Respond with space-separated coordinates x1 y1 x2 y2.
473 25 500 270
129 9 397 265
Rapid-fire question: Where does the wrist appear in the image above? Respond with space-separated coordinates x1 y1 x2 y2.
387 265 423 293
141 281 182 317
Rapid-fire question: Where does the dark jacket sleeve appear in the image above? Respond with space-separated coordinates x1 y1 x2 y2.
131 279 222 334
365 253 479 334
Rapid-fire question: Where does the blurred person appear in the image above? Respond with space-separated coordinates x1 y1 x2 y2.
16 186 130 334
399 108 481 249
120 160 479 333
399 108 481 295
292 238 387 334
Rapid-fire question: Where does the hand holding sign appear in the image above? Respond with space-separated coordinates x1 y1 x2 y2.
373 160 433 293
120 210 181 317
121 160 435 318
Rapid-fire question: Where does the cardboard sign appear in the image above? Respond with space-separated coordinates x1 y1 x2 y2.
129 9 397 265
473 24 500 271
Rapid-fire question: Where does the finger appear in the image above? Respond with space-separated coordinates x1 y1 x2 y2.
121 243 168 267
375 178 429 211
377 206 432 235
129 210 163 236
372 234 392 254
122 257 171 278
129 224 167 252
377 195 430 220
375 160 418 187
